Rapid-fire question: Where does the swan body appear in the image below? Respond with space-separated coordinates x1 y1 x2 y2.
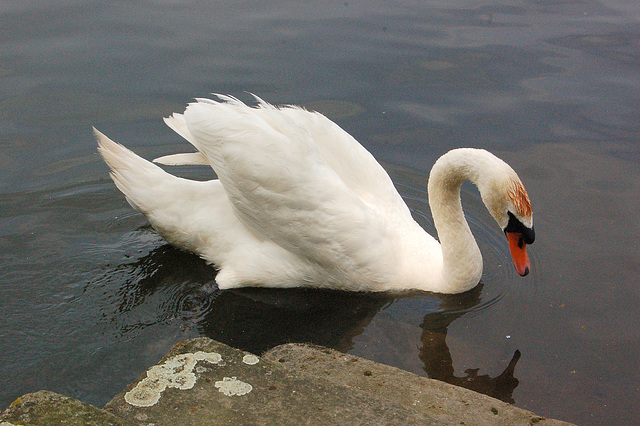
96 95 534 294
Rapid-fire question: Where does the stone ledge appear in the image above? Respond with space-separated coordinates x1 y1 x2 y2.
2 337 575 425
263 343 572 426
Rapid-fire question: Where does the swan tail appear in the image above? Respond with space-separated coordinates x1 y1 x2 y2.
95 127 169 215
96 127 244 264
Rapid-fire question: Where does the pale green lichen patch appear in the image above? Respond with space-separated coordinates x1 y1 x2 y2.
124 382 163 407
124 350 223 407
242 354 260 365
194 351 223 364
214 377 253 396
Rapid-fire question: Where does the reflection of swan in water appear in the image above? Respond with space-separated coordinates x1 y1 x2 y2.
96 242 521 402
418 285 521 404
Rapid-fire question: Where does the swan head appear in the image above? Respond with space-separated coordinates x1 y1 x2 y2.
479 164 535 277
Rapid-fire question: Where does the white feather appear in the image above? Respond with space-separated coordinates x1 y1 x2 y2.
153 152 209 166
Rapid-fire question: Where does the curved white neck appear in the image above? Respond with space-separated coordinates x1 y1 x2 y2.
426 149 497 293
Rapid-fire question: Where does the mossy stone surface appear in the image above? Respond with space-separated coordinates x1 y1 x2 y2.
0 390 132 426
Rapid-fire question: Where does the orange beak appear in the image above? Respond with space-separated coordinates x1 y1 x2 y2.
506 232 530 276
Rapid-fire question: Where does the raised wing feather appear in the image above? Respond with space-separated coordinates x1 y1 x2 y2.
153 113 209 165
271 103 410 216
153 152 209 165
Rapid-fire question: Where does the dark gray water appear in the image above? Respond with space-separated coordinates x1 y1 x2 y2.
1 1 639 424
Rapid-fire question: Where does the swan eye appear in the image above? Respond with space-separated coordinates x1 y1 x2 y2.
504 212 535 244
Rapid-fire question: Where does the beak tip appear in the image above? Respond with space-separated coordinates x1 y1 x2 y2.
506 232 531 277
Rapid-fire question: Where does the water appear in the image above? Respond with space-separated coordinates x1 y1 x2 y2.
1 1 639 424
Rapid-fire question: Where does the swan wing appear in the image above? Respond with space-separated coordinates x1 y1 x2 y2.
162 113 196 145
157 96 410 216
181 98 395 280
258 97 410 217
153 152 209 165
152 113 210 165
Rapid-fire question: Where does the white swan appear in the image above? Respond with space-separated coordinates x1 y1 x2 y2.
96 95 534 294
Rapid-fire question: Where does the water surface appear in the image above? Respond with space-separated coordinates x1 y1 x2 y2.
1 1 639 424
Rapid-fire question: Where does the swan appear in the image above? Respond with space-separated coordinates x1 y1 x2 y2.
96 95 534 294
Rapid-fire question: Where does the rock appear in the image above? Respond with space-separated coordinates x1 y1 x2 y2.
104 337 442 425
263 343 574 426
0 390 132 426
